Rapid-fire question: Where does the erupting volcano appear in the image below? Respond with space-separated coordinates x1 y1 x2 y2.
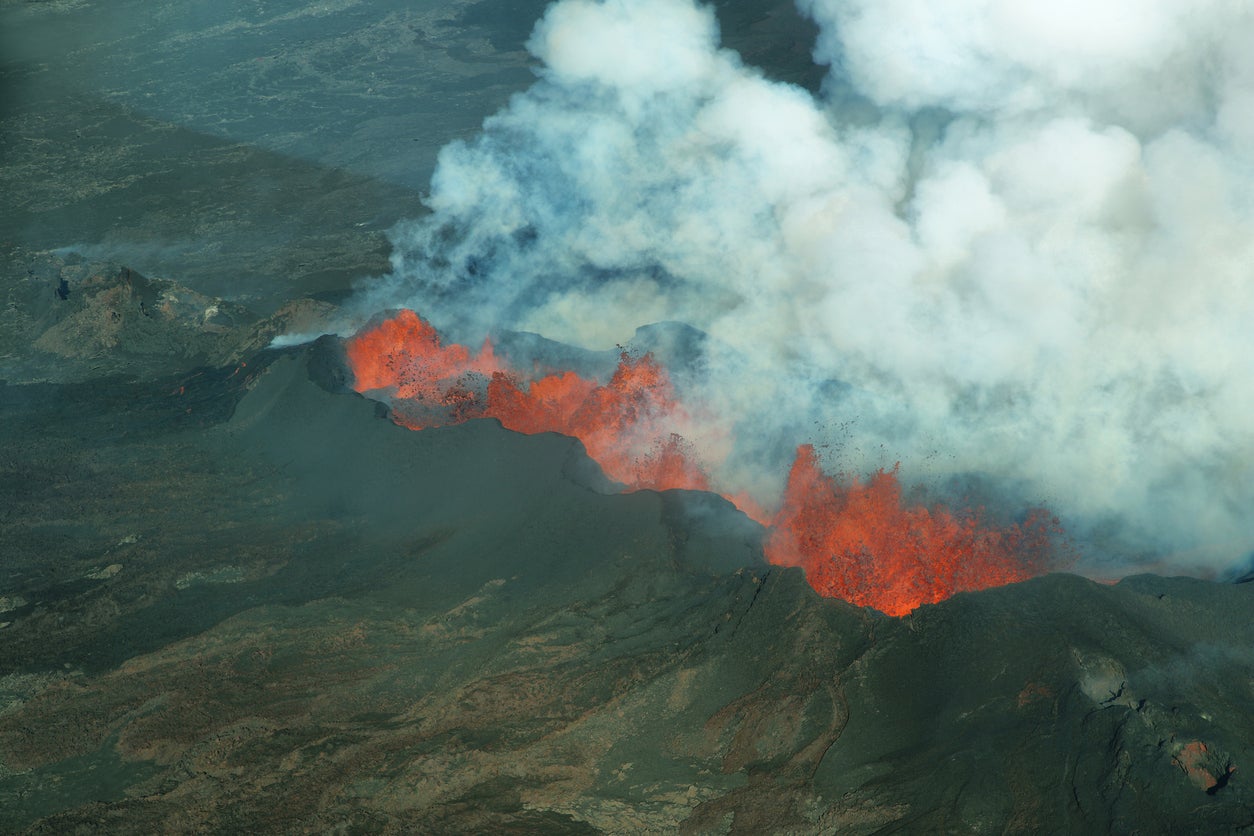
8 0 1254 829
766 446 1061 614
345 310 1065 616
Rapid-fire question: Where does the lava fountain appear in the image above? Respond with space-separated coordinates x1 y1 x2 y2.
345 309 1064 616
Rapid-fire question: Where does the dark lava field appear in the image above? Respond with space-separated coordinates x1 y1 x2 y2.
1 0 1251 833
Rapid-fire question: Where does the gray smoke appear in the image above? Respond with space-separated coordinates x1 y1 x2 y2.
351 0 1254 576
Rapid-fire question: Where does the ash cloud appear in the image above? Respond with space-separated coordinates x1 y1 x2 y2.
352 0 1254 575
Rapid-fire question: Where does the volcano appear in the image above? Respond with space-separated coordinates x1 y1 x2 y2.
3 0 1253 832
1 275 1251 832
343 309 1067 617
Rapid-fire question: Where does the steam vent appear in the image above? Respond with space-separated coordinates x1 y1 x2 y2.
2 0 1252 833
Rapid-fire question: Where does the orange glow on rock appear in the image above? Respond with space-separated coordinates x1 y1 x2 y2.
345 310 1062 615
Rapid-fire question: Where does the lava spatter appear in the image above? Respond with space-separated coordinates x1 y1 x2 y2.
764 445 1060 616
344 309 503 427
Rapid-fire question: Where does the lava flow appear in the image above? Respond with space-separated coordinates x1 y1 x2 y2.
345 310 1062 616
765 446 1059 614
344 309 708 492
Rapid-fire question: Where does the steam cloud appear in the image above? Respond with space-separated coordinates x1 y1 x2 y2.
352 0 1254 576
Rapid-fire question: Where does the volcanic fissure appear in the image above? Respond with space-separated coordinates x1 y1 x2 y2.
345 309 1066 616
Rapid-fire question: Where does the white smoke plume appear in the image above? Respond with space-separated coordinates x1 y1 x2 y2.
352 0 1254 576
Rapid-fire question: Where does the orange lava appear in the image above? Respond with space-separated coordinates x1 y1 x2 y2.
345 310 709 491
487 354 710 492
764 445 1058 615
344 308 503 421
345 310 1062 615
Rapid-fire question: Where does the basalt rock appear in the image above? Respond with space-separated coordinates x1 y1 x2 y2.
1 347 1249 833
1 255 338 384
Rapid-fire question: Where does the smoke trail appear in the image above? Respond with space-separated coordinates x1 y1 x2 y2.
352 0 1254 575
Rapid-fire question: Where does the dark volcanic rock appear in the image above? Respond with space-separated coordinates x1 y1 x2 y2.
25 261 256 372
1 1 1251 832
0 256 341 384
1 348 1250 833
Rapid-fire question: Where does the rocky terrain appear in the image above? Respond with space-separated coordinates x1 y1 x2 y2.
0 264 1250 833
1 0 1252 833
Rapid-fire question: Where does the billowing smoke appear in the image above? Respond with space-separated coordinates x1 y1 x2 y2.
350 0 1254 576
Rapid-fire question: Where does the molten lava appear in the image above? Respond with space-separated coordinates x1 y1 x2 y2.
345 311 708 491
344 308 504 427
345 310 1062 616
488 354 710 492
764 445 1058 616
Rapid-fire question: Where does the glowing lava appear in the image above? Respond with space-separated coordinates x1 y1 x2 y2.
488 356 709 492
343 308 503 426
345 310 1062 615
345 310 708 491
765 445 1059 616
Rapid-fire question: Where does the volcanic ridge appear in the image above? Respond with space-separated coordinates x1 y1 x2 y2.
0 264 1250 832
